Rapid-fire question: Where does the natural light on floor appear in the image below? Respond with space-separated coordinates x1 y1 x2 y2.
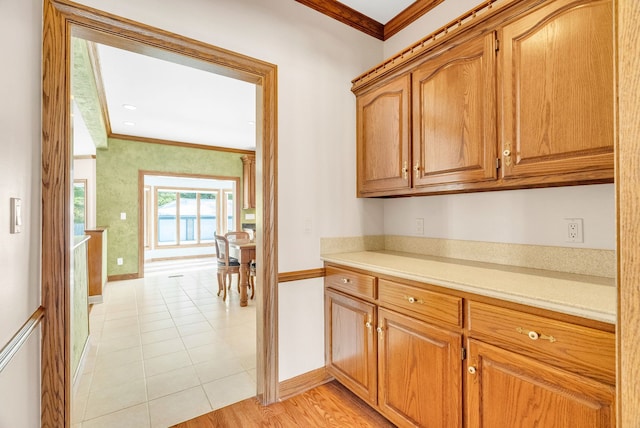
72 261 256 427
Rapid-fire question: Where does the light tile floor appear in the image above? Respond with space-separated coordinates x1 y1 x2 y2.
72 261 256 428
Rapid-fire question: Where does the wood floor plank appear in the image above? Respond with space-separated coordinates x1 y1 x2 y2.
172 381 395 427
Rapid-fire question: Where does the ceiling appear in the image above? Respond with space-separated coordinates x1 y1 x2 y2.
73 1 442 156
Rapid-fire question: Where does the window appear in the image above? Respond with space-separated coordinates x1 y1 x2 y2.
73 180 87 236
155 187 233 248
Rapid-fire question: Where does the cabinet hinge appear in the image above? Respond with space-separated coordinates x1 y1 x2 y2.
461 347 467 361
496 157 500 170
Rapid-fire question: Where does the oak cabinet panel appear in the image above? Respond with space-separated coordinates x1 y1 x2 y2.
378 308 462 428
499 0 614 180
85 227 107 303
325 265 376 300
468 301 615 384
466 339 615 428
353 0 614 197
412 32 497 187
324 262 616 427
325 289 377 405
357 75 411 195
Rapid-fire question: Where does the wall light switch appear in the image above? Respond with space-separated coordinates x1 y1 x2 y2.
120 212 127 220
10 198 22 234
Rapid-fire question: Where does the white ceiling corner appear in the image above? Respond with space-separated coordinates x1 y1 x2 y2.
337 0 416 24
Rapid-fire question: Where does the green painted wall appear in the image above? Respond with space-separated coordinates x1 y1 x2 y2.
72 237 89 378
96 137 249 276
72 38 108 149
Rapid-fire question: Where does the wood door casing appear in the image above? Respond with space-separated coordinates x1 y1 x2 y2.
500 0 614 179
412 32 497 187
357 75 411 195
325 289 377 406
466 339 615 428
377 308 462 428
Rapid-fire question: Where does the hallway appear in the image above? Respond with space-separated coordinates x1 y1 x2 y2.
72 262 256 427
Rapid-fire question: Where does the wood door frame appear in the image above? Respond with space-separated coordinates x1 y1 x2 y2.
42 1 279 426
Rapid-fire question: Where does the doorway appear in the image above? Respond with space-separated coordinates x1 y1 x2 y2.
41 1 278 426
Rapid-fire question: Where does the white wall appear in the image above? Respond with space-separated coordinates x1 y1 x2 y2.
384 184 616 249
0 0 42 426
72 0 385 381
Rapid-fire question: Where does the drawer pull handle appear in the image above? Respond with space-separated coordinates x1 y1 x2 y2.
404 295 424 304
516 327 557 343
341 278 351 284
468 366 477 375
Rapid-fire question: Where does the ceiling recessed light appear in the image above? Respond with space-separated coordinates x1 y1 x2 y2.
122 104 137 110
123 121 136 126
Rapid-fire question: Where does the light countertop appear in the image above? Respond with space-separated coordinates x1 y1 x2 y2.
321 250 616 324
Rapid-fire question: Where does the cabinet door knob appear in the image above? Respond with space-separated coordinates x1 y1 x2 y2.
503 149 511 157
413 162 420 179
468 366 477 375
341 278 351 284
403 295 424 304
376 326 383 334
402 161 408 180
516 327 557 343
365 321 372 329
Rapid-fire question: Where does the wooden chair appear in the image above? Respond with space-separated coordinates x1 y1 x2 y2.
225 231 255 299
214 234 240 301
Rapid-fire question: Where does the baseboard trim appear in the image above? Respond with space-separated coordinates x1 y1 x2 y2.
107 273 139 282
278 367 333 401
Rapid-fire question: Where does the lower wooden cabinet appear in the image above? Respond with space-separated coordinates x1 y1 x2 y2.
378 308 462 428
466 339 615 427
324 263 615 428
325 289 377 405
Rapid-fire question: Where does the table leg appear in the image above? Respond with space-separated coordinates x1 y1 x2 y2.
239 262 249 307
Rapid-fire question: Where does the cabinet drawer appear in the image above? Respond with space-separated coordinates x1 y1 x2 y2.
468 301 615 384
378 279 462 327
325 266 376 300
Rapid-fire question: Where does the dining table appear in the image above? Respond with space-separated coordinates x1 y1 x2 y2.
228 238 256 307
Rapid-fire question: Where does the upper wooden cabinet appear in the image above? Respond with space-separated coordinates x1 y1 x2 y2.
499 0 614 181
412 32 497 188
356 75 411 195
352 0 614 197
241 154 255 209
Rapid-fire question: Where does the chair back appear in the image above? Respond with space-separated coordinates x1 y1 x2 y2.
225 231 250 242
215 234 231 266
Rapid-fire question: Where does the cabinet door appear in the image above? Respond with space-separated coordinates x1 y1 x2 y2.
356 75 411 195
325 289 377 405
466 339 615 428
377 308 462 428
412 32 497 188
499 0 614 181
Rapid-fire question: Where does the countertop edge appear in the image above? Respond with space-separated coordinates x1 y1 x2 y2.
321 252 616 325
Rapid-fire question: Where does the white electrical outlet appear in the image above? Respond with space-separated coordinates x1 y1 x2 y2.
415 218 424 235
117 257 124 265
565 218 583 243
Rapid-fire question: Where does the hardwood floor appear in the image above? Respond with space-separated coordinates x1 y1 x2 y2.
172 380 395 427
